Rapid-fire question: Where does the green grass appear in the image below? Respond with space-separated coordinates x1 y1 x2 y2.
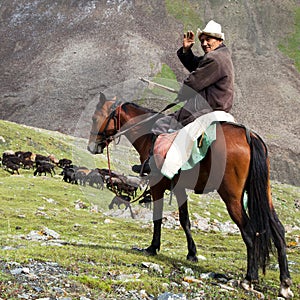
278 6 300 72
0 120 299 299
165 0 202 31
136 64 182 111
150 64 181 103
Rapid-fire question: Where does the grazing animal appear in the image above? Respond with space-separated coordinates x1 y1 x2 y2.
34 163 55 177
34 154 50 162
14 151 35 169
139 193 152 209
1 153 22 174
98 168 122 183
86 169 104 189
15 151 33 161
106 176 137 197
3 160 20 175
48 154 59 165
22 159 34 169
58 158 72 168
108 195 135 219
35 159 52 168
61 166 77 184
74 167 90 186
108 195 131 210
87 93 293 299
2 154 22 166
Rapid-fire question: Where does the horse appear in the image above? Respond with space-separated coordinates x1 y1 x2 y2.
87 92 293 299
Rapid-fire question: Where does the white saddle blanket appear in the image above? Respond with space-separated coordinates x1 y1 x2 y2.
161 111 236 179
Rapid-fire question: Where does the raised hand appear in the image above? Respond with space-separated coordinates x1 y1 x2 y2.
183 31 195 52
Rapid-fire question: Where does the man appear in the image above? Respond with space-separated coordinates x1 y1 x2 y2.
133 20 234 175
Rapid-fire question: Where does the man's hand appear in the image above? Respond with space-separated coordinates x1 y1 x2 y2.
183 31 195 52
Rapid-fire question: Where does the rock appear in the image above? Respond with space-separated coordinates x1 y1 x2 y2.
157 292 187 300
115 273 141 281
10 267 24 275
17 294 30 300
197 255 207 260
181 267 194 276
141 262 163 274
26 227 60 241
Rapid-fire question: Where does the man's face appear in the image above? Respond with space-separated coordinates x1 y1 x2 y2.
199 34 223 53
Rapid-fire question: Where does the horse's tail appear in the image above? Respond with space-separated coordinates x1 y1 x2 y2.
245 132 284 274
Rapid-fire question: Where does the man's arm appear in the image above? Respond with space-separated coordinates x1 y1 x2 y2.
177 47 202 73
177 56 220 101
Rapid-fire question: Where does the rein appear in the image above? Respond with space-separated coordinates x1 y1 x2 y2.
98 99 177 205
113 99 179 140
105 140 151 204
129 182 150 204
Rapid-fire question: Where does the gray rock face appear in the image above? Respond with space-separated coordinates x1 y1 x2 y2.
0 1 299 185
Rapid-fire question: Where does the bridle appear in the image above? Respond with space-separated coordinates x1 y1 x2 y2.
90 100 123 145
89 98 179 204
90 98 180 148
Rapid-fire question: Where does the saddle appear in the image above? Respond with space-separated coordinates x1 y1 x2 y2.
153 130 208 170
153 111 236 179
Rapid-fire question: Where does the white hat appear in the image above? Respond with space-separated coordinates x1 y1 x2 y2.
197 20 225 40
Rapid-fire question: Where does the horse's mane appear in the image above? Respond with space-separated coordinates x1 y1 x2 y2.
122 102 157 114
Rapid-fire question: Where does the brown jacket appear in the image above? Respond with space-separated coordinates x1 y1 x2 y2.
151 44 234 135
177 43 234 112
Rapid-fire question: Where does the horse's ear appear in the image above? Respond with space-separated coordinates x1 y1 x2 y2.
99 92 107 104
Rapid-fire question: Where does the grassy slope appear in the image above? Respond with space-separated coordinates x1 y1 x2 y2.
278 6 300 72
0 120 299 299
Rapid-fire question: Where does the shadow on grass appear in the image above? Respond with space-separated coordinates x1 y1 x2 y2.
62 240 223 275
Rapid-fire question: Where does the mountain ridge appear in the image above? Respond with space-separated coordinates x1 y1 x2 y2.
0 0 299 185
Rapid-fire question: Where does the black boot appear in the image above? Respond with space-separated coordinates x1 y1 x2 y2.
132 158 151 176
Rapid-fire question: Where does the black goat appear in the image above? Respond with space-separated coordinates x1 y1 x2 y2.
86 169 104 189
108 195 131 209
58 158 72 168
61 166 77 184
3 160 20 175
34 163 55 177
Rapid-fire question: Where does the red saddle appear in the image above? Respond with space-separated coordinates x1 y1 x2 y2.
153 132 178 170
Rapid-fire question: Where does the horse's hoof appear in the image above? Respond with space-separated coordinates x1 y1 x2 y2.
131 246 157 256
279 282 294 299
241 279 265 299
241 279 253 291
132 246 145 253
187 254 198 262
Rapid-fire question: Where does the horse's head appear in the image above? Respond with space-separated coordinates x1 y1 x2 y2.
87 93 122 154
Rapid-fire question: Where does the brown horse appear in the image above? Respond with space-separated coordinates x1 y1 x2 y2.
87 93 293 298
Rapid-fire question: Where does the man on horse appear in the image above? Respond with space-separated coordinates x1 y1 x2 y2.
132 20 234 175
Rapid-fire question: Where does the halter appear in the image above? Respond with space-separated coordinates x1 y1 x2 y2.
91 99 179 143
90 100 123 143
90 100 124 195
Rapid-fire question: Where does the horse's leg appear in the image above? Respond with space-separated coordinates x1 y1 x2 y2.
219 190 259 286
174 188 197 262
269 206 293 298
144 187 165 256
237 203 293 298
218 134 293 298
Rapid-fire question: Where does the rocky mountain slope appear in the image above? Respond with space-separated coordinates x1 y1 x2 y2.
0 0 299 185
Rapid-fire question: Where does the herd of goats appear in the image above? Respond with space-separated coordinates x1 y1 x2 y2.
0 150 152 212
